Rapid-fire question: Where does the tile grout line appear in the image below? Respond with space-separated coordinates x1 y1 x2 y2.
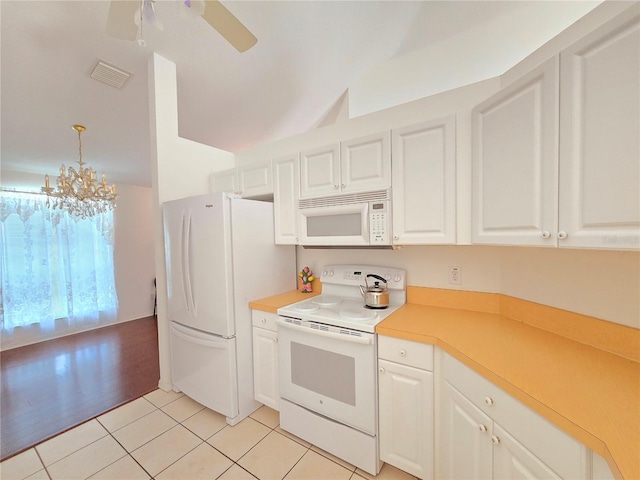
8 394 367 480
100 422 156 480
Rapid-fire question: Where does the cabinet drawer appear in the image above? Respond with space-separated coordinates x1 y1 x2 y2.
443 353 588 479
378 336 433 371
251 310 278 332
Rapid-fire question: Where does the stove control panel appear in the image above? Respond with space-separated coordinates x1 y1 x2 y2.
320 264 406 290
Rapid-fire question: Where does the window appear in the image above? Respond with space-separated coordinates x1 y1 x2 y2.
0 191 118 343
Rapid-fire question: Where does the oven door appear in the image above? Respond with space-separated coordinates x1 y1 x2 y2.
297 202 369 246
276 317 377 435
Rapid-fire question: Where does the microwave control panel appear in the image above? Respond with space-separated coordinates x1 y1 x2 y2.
369 201 390 245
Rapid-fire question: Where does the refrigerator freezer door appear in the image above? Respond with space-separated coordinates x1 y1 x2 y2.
164 194 235 337
170 321 238 418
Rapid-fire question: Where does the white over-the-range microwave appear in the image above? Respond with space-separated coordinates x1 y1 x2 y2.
297 189 392 247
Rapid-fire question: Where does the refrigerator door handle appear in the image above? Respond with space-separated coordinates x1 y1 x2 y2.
171 322 229 348
180 214 190 313
184 212 196 315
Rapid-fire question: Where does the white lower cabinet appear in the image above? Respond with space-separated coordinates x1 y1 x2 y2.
251 310 279 410
492 423 561 480
440 380 493 479
378 336 434 479
439 352 589 480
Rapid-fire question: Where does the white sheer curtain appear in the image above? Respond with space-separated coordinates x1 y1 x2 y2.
0 191 118 347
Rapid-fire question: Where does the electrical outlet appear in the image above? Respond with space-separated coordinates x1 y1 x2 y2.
449 266 462 285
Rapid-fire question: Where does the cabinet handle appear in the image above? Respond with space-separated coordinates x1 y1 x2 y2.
558 231 568 240
334 184 339 189
542 231 551 239
379 367 385 374
491 435 501 445
484 397 494 406
479 424 488 432
341 184 346 189
261 318 266 324
273 338 278 343
393 235 399 240
399 350 406 357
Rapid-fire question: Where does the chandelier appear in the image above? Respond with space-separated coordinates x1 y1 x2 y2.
42 125 117 219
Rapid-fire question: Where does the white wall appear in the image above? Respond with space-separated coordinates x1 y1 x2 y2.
148 53 235 390
500 247 639 329
298 245 640 329
113 183 156 322
348 1 604 117
0 170 156 348
297 246 503 294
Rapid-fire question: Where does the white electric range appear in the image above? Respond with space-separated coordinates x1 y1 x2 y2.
277 264 407 333
276 264 407 476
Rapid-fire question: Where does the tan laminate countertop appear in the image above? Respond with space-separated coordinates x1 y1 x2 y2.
376 303 639 480
249 290 320 313
249 288 639 480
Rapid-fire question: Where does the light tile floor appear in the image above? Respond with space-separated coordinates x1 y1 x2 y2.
0 390 418 480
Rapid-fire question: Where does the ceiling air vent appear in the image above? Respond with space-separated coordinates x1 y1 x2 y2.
90 61 131 89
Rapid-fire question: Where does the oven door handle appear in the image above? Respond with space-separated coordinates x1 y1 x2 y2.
276 318 374 345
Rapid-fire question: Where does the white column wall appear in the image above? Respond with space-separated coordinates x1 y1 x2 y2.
148 53 234 390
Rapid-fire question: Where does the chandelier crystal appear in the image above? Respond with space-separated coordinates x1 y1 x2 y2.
42 125 117 219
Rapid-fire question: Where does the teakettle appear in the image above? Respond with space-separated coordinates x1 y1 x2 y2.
359 274 389 309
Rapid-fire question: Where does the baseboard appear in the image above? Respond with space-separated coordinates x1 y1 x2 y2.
1 315 156 352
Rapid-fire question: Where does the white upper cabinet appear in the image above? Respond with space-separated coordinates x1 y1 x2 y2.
299 144 341 198
273 154 299 245
472 57 559 246
238 160 273 198
210 160 273 198
299 132 391 199
472 6 639 250
210 168 239 194
340 132 391 194
392 116 457 245
558 6 640 249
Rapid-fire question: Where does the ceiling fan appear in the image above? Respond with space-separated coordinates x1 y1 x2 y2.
105 0 257 52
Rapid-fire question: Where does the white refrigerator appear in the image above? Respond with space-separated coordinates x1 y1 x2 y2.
162 193 296 425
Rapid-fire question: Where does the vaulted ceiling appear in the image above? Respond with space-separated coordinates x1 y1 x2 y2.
1 1 601 188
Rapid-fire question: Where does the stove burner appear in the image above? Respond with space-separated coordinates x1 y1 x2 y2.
339 308 378 322
294 302 320 313
312 295 342 307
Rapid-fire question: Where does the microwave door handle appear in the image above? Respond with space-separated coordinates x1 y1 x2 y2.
276 318 373 345
363 202 369 240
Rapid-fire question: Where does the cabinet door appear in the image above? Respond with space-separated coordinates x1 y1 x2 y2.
210 168 238 194
440 381 493 480
392 117 456 245
273 155 299 245
472 57 559 246
340 132 391 194
492 423 561 480
559 7 640 249
252 327 279 410
238 160 272 198
378 359 434 479
299 144 340 198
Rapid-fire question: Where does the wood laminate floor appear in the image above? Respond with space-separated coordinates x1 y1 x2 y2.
0 316 160 461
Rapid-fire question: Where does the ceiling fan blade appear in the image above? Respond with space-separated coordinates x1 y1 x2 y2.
105 1 139 41
202 0 257 52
